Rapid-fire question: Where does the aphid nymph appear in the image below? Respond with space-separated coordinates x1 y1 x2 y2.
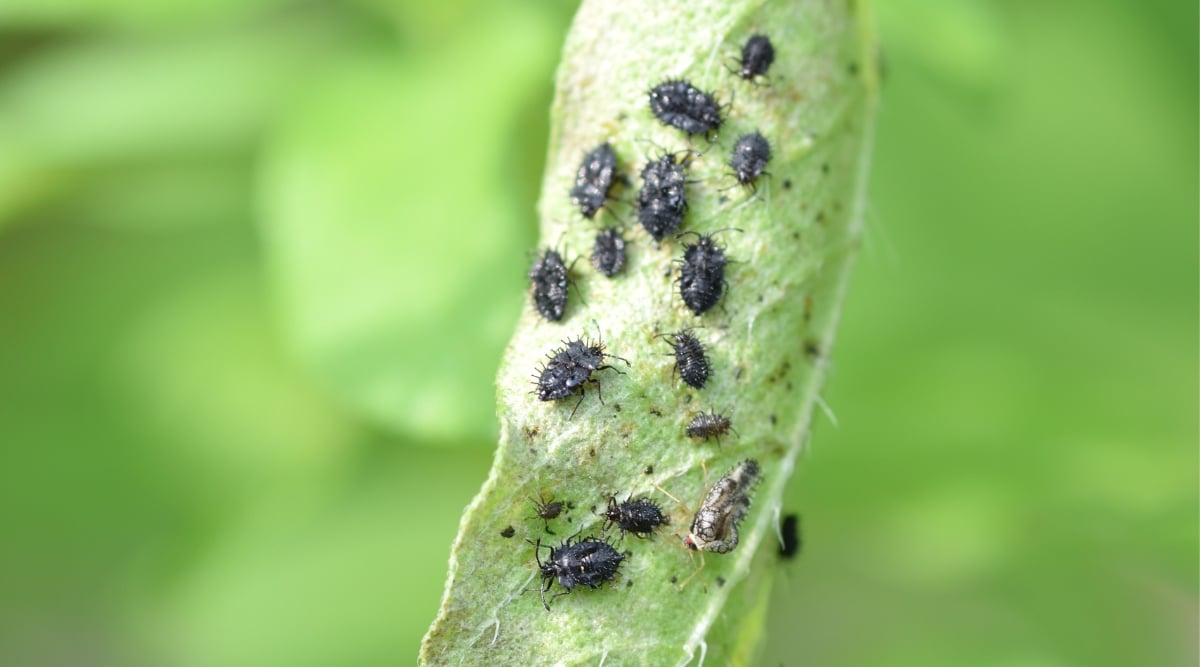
684 459 760 553
532 334 628 418
592 227 626 277
529 491 566 533
603 494 669 539
677 231 733 315
733 34 775 82
570 142 619 219
729 131 772 190
637 151 691 242
529 248 572 322
658 328 710 389
647 79 724 138
530 535 625 611
686 409 738 444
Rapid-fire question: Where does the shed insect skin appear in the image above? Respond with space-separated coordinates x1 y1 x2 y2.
657 328 710 389
529 534 625 611
683 459 760 553
570 142 619 219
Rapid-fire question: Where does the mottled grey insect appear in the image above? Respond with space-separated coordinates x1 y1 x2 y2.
531 535 625 611
683 459 760 553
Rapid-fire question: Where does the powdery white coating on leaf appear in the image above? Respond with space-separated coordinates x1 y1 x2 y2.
421 0 878 664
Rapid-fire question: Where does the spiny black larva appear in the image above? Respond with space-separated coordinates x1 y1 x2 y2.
528 491 566 533
529 249 571 322
684 459 760 553
734 34 775 82
530 535 625 611
730 131 772 190
591 227 626 277
686 409 738 444
637 152 690 242
779 513 802 560
603 494 669 539
532 335 628 418
570 142 618 219
658 328 710 389
677 231 732 315
647 79 724 138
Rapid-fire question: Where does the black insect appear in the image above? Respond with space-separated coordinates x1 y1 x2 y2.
570 143 619 219
686 409 737 444
603 495 669 538
529 249 571 322
658 328 710 389
730 131 772 190
647 79 724 138
779 513 802 560
591 227 626 277
500 525 516 538
531 535 625 610
677 232 731 315
734 34 775 81
533 335 628 418
529 491 566 533
637 152 690 242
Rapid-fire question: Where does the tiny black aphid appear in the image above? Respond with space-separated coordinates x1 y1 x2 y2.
684 459 760 553
678 232 731 315
779 513 802 560
529 491 566 533
603 495 669 539
592 227 626 277
532 535 625 611
533 335 627 417
500 525 516 538
637 152 690 242
730 132 772 189
686 409 737 444
659 329 710 389
529 249 571 322
735 34 775 81
570 143 618 219
648 79 724 138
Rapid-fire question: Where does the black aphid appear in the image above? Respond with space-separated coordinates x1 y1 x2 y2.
603 495 669 539
532 535 625 610
735 34 775 81
591 227 626 277
637 152 690 242
648 79 724 137
570 143 618 219
500 525 516 538
678 232 731 315
779 513 802 560
529 491 566 533
686 409 737 444
730 131 772 189
529 249 571 322
659 329 710 389
533 335 628 418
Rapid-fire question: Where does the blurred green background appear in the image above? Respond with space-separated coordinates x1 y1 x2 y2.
0 0 1194 665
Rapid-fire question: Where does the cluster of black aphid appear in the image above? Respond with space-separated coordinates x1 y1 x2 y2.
516 33 792 610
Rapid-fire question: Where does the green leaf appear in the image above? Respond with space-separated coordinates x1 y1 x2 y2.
422 0 878 663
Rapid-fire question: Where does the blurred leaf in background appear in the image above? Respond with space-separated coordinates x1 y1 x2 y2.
0 0 1194 665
